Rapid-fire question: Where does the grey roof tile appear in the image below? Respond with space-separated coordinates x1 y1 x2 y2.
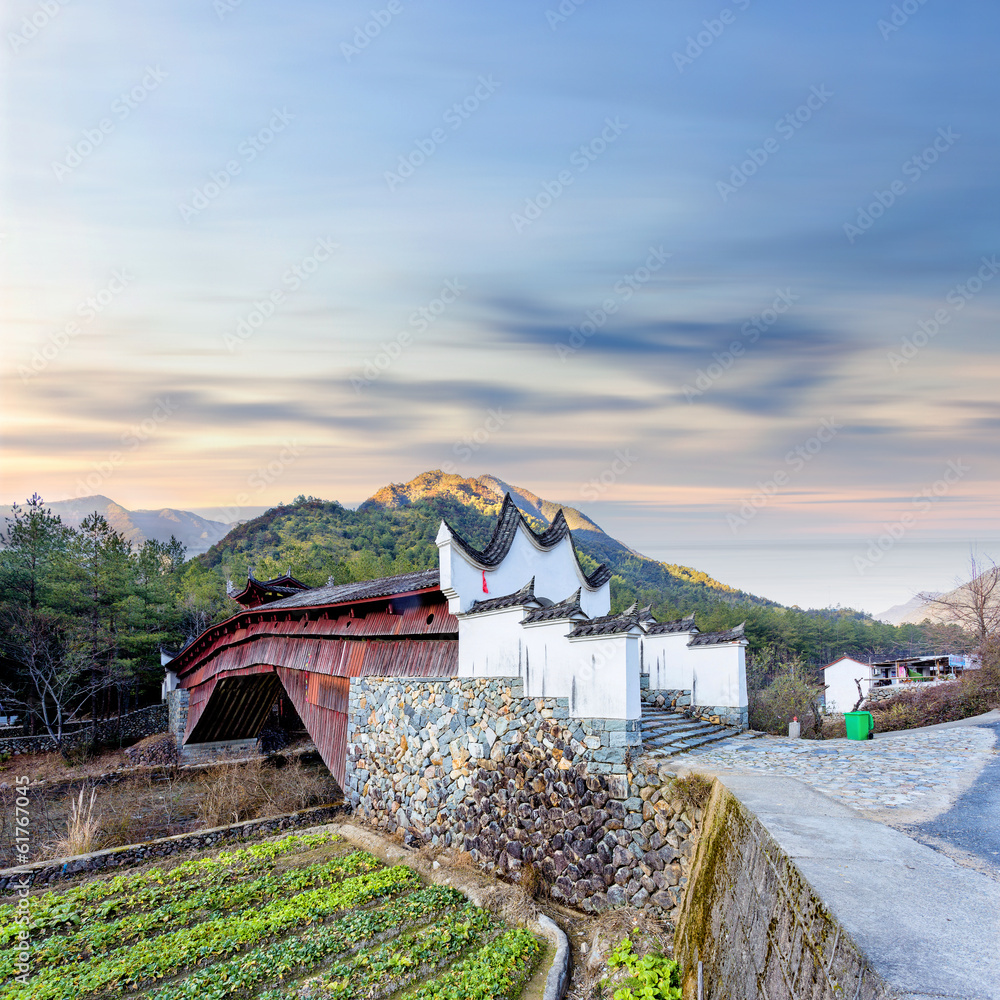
687 622 747 646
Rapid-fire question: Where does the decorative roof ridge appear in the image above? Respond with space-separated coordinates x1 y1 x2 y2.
520 587 585 624
566 604 645 637
687 621 747 646
462 577 540 616
442 493 612 590
644 613 697 635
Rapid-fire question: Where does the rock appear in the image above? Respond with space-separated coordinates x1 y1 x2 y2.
606 885 627 907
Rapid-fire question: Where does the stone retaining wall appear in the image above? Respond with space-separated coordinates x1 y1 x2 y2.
0 802 345 894
346 675 700 923
642 687 747 729
0 705 168 757
674 781 883 999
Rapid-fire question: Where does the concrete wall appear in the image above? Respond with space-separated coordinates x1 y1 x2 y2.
674 780 885 1000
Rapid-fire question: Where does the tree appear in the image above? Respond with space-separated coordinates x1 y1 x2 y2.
920 552 1000 644
0 494 71 610
0 605 113 746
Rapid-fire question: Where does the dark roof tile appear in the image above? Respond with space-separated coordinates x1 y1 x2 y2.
644 614 697 636
265 569 440 610
521 588 585 624
463 578 539 616
687 622 747 646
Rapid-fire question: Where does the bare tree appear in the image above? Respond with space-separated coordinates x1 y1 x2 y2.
0 606 116 747
919 552 1000 644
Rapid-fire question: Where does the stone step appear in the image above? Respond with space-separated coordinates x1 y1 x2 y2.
642 721 723 740
642 719 716 733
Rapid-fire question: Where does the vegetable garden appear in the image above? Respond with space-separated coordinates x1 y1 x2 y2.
0 829 543 1000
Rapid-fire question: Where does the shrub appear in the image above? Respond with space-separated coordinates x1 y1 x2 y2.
749 673 823 736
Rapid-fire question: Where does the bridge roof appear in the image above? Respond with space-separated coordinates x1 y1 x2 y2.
261 568 440 610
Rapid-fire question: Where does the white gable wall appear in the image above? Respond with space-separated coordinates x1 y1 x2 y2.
436 521 610 616
823 657 871 712
642 632 748 710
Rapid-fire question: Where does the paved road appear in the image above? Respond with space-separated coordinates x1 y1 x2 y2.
914 719 1000 876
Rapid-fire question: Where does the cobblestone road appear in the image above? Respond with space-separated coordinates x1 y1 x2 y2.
670 724 998 818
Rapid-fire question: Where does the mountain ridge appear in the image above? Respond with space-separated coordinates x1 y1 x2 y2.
5 495 231 556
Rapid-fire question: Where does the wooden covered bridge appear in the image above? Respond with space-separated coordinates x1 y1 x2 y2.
165 568 459 788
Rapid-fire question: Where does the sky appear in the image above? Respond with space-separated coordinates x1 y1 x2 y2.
1 0 998 614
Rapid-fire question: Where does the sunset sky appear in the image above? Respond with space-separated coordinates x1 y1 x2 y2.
2 0 997 612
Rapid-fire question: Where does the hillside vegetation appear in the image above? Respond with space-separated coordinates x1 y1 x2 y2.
190 472 974 672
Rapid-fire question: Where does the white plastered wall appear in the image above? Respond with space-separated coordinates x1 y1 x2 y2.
642 632 748 710
436 520 609 617
566 632 641 720
823 658 870 712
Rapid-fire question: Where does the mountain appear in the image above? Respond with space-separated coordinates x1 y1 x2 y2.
20 496 232 556
201 471 772 614
877 593 942 625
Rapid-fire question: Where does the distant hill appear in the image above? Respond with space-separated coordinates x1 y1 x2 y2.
200 471 775 615
16 496 232 556
877 593 942 625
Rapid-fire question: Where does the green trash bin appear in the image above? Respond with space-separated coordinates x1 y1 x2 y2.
845 711 874 741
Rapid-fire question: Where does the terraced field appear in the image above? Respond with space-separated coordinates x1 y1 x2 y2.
0 830 543 1000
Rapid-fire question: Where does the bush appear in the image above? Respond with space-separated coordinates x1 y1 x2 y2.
749 673 823 736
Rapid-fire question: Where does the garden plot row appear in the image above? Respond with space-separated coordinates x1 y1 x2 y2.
0 830 541 1000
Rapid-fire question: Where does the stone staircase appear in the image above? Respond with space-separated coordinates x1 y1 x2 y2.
640 702 754 757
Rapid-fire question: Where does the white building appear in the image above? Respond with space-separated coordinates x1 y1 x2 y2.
822 655 871 713
437 495 749 727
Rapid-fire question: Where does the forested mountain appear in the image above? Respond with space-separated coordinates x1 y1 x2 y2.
191 472 974 671
12 496 231 555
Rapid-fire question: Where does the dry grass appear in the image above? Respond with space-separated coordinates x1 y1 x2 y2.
58 786 100 857
666 772 714 812
195 757 339 828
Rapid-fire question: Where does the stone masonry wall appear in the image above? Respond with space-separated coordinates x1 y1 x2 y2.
0 705 168 757
674 781 886 1000
346 675 701 923
642 687 748 729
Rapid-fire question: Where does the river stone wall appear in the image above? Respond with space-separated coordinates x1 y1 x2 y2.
346 675 700 923
0 705 168 757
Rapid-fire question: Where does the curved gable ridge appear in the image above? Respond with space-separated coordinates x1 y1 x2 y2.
436 493 611 615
